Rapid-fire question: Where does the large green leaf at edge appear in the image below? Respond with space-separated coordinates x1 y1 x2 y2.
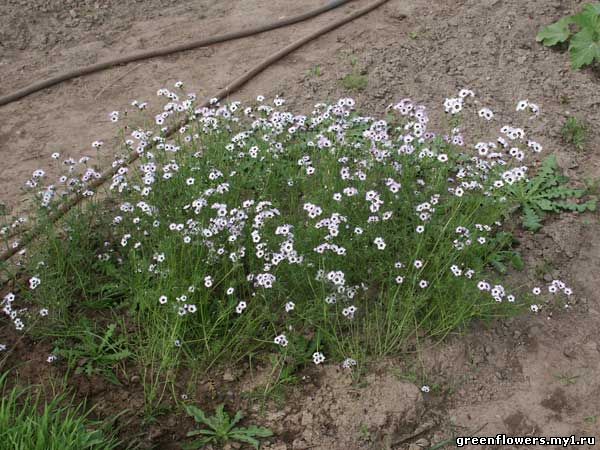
571 3 600 29
536 17 573 46
569 27 600 69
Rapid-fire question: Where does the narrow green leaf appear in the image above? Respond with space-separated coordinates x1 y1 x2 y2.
229 410 245 430
229 433 261 449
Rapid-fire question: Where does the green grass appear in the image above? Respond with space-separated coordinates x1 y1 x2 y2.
0 373 119 450
561 116 588 151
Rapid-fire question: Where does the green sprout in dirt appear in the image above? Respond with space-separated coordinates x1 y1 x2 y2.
0 373 119 450
341 55 367 91
561 116 588 151
184 404 273 449
504 155 596 231
553 372 580 386
308 65 323 78
54 322 131 385
341 72 368 91
536 3 600 70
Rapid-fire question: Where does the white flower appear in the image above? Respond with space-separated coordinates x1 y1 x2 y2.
159 295 168 305
374 237 386 250
274 334 288 347
516 100 529 111
342 358 357 369
235 301 247 314
312 351 325 365
530 304 539 313
532 287 541 295
478 108 494 120
342 305 357 319
285 301 295 312
29 277 41 290
421 385 430 393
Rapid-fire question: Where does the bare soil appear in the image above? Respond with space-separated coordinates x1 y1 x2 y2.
1 0 599 449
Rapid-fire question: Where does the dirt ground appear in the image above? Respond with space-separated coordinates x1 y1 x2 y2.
1 0 599 448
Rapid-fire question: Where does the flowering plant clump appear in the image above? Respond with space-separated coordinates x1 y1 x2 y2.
1 86 574 372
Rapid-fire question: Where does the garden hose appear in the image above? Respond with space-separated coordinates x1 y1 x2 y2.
0 0 392 263
0 0 354 107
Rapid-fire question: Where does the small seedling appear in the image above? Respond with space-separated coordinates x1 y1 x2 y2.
308 65 322 77
55 322 131 385
536 3 600 70
341 73 368 91
504 155 596 231
584 415 598 424
184 404 272 449
358 423 374 442
561 116 588 151
553 372 580 385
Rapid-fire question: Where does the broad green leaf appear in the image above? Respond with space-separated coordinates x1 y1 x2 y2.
585 198 598 211
569 27 600 69
571 3 600 29
490 259 507 274
511 253 525 271
536 17 573 46
543 154 558 167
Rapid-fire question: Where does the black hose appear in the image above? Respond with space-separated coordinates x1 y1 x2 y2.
0 0 353 107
